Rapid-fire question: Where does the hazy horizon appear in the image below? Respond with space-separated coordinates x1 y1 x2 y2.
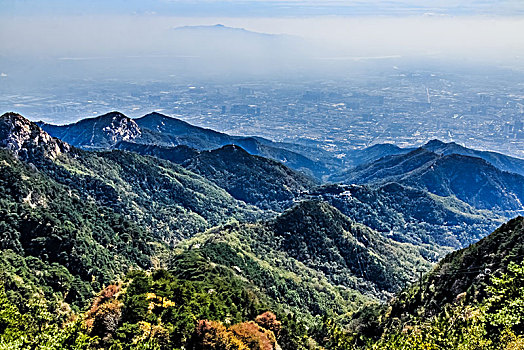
1 0 523 158
1 0 524 83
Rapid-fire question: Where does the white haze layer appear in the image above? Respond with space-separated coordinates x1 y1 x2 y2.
0 15 523 81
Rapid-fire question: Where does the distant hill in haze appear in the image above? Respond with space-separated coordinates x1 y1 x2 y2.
169 24 299 49
172 24 281 38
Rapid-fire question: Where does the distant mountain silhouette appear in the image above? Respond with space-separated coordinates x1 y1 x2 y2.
333 148 524 212
40 111 331 178
37 111 140 149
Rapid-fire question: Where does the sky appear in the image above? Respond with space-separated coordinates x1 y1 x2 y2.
1 0 523 17
1 0 523 82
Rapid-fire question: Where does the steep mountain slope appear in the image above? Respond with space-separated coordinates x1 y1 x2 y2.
311 183 502 249
0 148 153 308
2 113 261 245
116 141 316 209
388 216 524 321
351 216 524 349
270 201 432 295
59 150 260 242
333 148 524 212
37 111 141 149
423 139 524 176
38 111 332 178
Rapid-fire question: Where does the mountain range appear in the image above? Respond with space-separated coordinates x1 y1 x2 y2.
115 141 316 210
37 111 333 178
2 110 524 349
333 147 524 213
31 111 524 247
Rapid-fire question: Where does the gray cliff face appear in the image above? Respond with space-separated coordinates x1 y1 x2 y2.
0 112 70 160
100 113 142 145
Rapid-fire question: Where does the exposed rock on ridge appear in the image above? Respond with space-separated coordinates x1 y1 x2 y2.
0 112 70 160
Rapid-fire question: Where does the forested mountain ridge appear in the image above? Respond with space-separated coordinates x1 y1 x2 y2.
0 148 154 308
2 112 261 244
333 147 524 212
116 141 317 209
39 111 333 178
422 139 524 176
270 200 432 294
311 183 503 249
343 139 524 176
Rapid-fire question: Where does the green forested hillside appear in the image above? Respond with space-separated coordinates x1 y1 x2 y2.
312 183 501 249
51 149 261 243
116 141 316 210
4 111 524 350
354 216 524 349
0 149 153 306
333 148 524 213
271 201 431 294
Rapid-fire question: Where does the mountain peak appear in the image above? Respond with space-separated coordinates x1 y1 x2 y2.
172 24 277 38
0 112 70 160
424 139 447 147
96 112 141 143
38 111 141 149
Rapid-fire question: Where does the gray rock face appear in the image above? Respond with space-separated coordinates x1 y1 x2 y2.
0 112 70 160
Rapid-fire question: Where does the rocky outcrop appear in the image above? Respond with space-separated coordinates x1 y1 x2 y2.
0 112 70 160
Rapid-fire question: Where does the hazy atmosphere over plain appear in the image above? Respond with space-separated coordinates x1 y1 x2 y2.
1 0 524 158
1 0 524 82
